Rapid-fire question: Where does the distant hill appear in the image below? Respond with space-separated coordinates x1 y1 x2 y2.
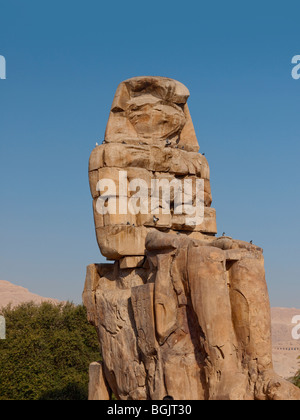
0 280 61 309
271 307 300 379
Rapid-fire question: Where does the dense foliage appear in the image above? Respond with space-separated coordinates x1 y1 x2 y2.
0 302 100 400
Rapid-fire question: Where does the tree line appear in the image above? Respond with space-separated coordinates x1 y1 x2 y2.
0 302 100 400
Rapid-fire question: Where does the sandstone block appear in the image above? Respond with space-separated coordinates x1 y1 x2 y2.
88 362 111 400
95 225 150 260
89 145 104 172
119 256 144 269
89 170 100 199
171 207 217 233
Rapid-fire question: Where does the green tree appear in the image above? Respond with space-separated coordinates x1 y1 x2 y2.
0 302 100 400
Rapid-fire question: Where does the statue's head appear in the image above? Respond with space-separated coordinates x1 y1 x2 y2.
105 76 199 152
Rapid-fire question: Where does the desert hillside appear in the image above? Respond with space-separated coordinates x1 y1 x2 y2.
0 280 60 309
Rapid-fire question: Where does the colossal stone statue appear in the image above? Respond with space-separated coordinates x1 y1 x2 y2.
83 76 300 400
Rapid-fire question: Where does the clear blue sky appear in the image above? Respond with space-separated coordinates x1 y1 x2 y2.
0 0 300 306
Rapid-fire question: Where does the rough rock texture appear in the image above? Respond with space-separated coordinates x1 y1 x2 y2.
88 362 111 400
88 76 216 260
83 76 300 400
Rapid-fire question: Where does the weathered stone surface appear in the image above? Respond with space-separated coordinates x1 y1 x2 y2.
105 76 199 153
171 207 217 233
84 231 300 400
88 362 111 400
0 315 5 340
84 76 300 400
90 143 209 176
95 225 150 260
89 145 213 258
88 77 215 260
119 256 144 269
